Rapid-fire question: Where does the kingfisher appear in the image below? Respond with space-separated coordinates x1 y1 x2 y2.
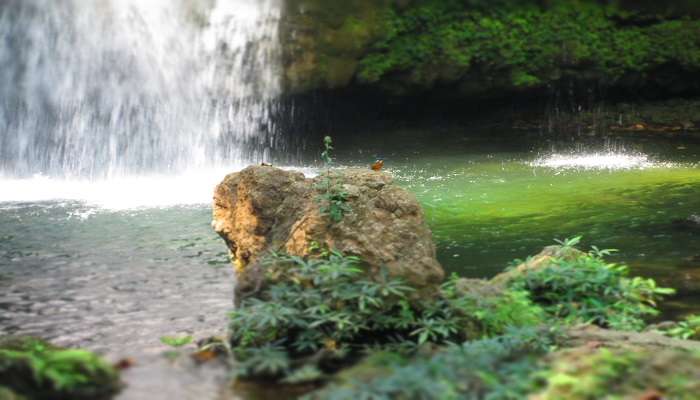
371 158 384 171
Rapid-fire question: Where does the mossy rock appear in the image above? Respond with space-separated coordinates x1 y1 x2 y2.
534 347 700 399
0 336 121 400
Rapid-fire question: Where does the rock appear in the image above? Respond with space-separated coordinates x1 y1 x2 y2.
490 245 584 286
453 278 504 298
560 325 700 352
212 166 444 298
672 214 700 232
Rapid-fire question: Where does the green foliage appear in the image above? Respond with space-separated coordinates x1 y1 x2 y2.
0 337 120 400
306 327 554 400
229 251 543 380
316 136 351 223
440 275 545 338
356 0 700 94
659 314 700 340
232 344 291 378
229 250 418 366
311 327 700 400
320 136 334 165
159 335 193 348
509 241 674 331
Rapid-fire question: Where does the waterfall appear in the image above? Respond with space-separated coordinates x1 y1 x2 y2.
0 0 283 178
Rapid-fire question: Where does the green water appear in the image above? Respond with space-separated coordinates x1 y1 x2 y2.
333 128 700 315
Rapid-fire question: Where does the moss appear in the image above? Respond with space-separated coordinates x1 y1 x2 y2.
535 348 700 399
0 336 121 400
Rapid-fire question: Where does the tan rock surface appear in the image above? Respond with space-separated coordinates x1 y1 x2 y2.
213 166 444 297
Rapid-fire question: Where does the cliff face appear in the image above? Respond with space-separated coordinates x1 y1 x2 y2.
280 0 700 100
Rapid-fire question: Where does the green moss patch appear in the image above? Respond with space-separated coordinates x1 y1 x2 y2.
535 347 700 399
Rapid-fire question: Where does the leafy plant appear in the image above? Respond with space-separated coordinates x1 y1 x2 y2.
509 243 674 331
160 335 193 348
232 344 291 378
659 314 700 340
306 327 554 400
439 274 545 339
229 251 543 380
315 136 351 223
554 236 582 248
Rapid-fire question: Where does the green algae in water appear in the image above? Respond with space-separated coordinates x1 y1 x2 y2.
410 159 700 275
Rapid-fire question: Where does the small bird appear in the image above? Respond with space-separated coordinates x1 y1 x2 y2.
371 158 384 171
260 162 273 167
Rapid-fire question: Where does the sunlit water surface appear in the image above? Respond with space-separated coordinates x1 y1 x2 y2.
1 130 699 399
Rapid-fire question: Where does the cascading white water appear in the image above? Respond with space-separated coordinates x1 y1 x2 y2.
0 0 282 178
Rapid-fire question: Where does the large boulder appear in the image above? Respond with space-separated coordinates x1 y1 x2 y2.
212 166 444 298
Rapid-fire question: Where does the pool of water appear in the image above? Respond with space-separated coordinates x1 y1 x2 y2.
333 128 700 316
0 203 235 399
0 129 699 398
